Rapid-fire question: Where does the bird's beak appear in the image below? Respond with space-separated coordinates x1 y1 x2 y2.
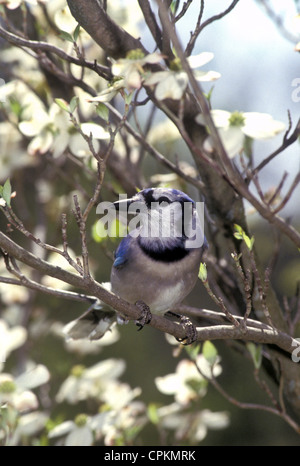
113 195 137 211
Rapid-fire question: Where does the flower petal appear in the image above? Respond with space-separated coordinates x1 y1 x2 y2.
155 72 188 100
15 364 50 390
111 61 127 77
210 109 231 128
194 70 221 82
187 52 214 69
142 52 163 65
69 133 100 157
48 420 75 438
27 131 53 156
5 326 27 353
217 127 245 158
144 71 169 86
84 358 126 380
125 67 142 90
243 112 285 139
155 374 178 395
65 425 93 446
81 123 110 140
195 109 230 129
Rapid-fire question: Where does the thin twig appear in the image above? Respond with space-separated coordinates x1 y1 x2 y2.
267 171 288 207
105 102 205 190
184 0 205 56
272 172 300 214
0 25 112 80
174 0 194 23
249 249 273 327
138 0 163 52
232 252 253 325
0 269 96 304
256 0 298 43
72 195 90 279
200 273 240 328
185 0 241 56
194 358 300 435
252 118 300 175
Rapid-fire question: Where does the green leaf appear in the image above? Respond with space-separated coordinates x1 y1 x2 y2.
55 98 69 112
233 224 254 251
96 103 109 122
233 223 243 240
147 403 160 425
59 30 74 43
244 234 255 251
198 262 207 282
233 231 243 240
2 179 11 206
73 24 81 42
204 85 215 104
186 377 207 393
202 341 218 365
69 96 79 113
185 343 201 361
124 91 134 106
170 0 179 15
92 220 108 243
246 342 262 369
9 97 23 118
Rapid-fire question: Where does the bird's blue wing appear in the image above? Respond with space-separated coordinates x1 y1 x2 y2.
113 235 132 268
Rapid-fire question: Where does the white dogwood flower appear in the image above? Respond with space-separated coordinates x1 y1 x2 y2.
89 78 126 103
56 359 126 404
49 414 94 446
19 102 109 158
145 52 220 101
155 355 222 405
196 109 286 158
111 49 162 91
0 364 50 412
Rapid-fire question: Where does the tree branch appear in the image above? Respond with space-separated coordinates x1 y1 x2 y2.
66 0 145 58
0 25 111 80
0 230 299 355
138 0 163 52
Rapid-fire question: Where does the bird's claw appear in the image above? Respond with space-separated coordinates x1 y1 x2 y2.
176 315 198 345
135 300 152 331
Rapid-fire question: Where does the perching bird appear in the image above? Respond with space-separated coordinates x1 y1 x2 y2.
64 188 207 344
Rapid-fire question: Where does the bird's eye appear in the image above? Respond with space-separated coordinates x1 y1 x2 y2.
158 196 171 204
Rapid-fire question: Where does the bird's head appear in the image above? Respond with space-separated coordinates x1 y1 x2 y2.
114 188 204 249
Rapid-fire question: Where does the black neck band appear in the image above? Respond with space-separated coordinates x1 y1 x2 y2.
139 240 189 262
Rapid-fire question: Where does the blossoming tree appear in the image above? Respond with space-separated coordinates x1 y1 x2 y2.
0 0 300 446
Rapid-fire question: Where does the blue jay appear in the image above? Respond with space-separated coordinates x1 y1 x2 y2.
64 188 207 344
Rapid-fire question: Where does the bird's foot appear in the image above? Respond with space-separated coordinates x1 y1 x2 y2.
177 315 198 345
135 300 152 331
